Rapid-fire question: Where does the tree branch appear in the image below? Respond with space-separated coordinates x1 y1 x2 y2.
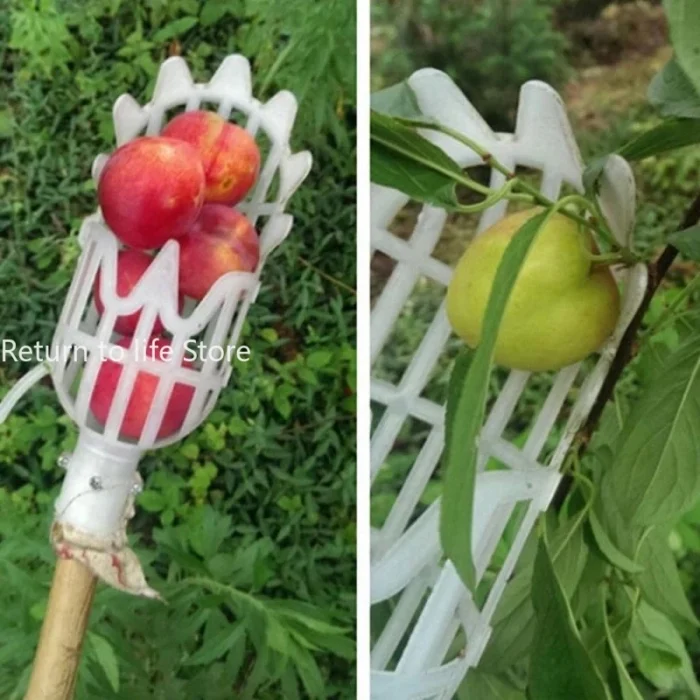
552 190 700 509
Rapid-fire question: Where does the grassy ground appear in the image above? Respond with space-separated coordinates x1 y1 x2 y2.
0 2 356 698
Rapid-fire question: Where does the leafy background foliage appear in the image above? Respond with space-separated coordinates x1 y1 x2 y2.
0 0 356 697
372 1 700 697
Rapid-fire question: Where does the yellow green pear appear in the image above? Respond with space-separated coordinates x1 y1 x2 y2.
446 208 621 372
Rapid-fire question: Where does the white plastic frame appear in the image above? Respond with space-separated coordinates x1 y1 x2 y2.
370 70 647 699
0 55 311 540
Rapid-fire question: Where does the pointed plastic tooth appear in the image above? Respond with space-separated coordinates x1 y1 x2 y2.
152 56 194 105
514 81 583 187
92 154 109 183
259 91 298 144
598 155 636 247
278 151 313 203
408 68 498 166
112 94 147 146
259 214 293 256
78 215 113 249
135 241 182 326
209 54 252 100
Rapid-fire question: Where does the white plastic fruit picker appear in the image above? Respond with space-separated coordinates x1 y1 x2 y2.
0 54 311 700
370 69 648 700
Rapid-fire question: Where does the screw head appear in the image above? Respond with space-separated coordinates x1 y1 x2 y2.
57 452 72 469
89 476 103 491
131 481 143 495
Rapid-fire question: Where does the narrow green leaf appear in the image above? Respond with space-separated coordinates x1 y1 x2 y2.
370 110 462 209
635 530 699 629
184 623 246 666
618 118 700 161
441 212 548 592
481 511 589 671
603 595 644 700
664 0 700 96
152 16 198 42
588 510 644 574
602 334 700 526
529 540 612 700
371 82 422 119
668 224 700 261
88 633 120 693
648 57 700 118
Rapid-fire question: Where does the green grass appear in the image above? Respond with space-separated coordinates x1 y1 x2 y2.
0 1 355 698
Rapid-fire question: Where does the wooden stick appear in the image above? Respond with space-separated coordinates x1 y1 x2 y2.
25 558 97 700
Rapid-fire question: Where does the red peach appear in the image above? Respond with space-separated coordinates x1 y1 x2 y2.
162 110 260 205
98 136 205 250
94 249 184 336
178 204 260 301
90 336 194 440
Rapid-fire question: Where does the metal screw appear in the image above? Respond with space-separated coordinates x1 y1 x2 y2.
131 480 143 495
89 476 103 491
57 452 72 469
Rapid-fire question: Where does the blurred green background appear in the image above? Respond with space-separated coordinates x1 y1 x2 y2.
0 1 355 698
372 0 700 694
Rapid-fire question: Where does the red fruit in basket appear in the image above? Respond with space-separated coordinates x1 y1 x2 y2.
94 249 184 336
178 204 260 301
97 136 205 249
91 336 195 441
161 110 260 205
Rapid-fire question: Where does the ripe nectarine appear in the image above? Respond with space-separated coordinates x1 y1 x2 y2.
94 249 184 336
91 336 194 440
98 136 205 250
178 204 259 301
162 110 260 205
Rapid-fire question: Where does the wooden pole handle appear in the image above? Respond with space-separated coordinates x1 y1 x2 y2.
25 558 97 700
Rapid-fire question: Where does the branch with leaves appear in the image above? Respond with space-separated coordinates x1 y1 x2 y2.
370 2 700 697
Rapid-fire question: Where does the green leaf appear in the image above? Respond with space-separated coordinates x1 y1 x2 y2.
668 224 700 261
371 81 422 119
664 0 700 96
481 514 588 671
629 601 700 697
648 57 700 118
152 17 198 42
618 118 700 161
528 539 612 700
441 212 548 591
88 633 120 693
185 622 246 666
201 0 232 26
602 334 700 526
603 595 644 700
137 489 166 512
458 668 526 699
588 510 644 574
370 110 463 208
306 350 333 369
635 530 699 630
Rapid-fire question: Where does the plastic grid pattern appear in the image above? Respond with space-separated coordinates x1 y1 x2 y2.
369 69 648 699
50 53 312 451
0 54 311 541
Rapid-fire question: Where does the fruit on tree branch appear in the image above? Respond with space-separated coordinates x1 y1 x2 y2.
446 208 621 372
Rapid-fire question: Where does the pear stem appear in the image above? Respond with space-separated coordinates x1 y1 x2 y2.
396 117 625 255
